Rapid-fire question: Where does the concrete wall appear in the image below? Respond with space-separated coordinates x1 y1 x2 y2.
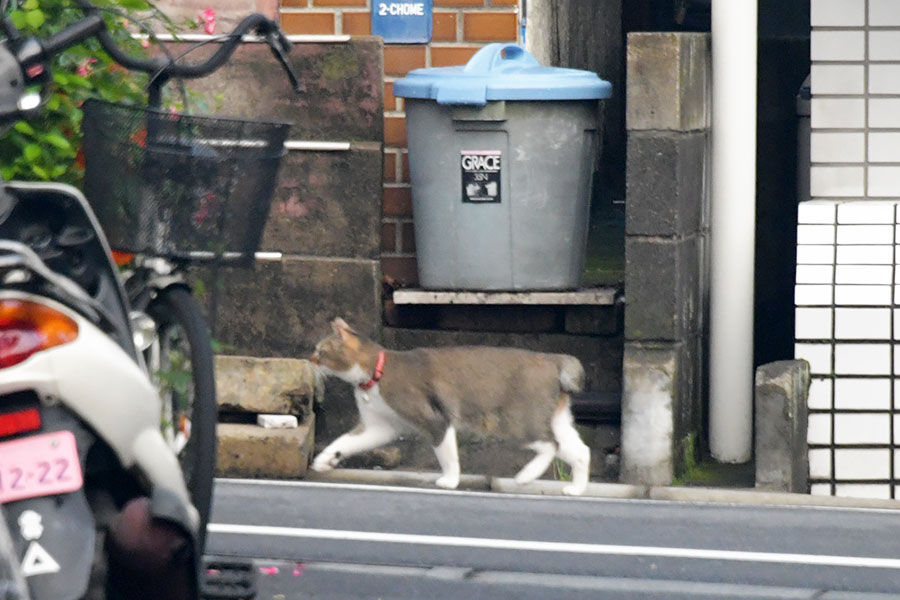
161 39 386 354
620 32 710 485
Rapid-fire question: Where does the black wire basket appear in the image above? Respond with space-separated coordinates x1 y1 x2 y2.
82 99 290 263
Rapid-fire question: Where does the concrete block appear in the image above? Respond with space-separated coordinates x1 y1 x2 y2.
626 132 707 237
261 144 383 259
755 360 811 493
216 419 315 479
191 257 382 358
173 39 384 142
624 234 701 341
216 355 320 417
620 343 677 486
626 33 710 132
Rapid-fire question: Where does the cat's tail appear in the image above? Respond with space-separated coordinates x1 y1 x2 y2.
558 355 585 394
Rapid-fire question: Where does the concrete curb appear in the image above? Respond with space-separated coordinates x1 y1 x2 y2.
301 468 900 510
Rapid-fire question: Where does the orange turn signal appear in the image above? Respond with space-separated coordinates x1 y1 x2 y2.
0 299 79 368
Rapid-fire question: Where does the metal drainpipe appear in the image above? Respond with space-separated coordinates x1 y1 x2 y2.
709 0 758 463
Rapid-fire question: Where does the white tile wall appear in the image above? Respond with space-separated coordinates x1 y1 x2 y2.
869 99 900 128
802 8 900 498
869 133 900 164
811 65 864 96
871 0 900 27
811 31 866 62
811 0 865 27
811 99 865 129
811 167 865 197
869 31 900 61
811 133 865 163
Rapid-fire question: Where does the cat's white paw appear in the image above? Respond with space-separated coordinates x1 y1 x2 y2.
310 453 338 472
562 483 586 496
435 475 460 489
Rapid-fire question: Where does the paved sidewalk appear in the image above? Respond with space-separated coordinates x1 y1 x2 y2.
302 468 900 510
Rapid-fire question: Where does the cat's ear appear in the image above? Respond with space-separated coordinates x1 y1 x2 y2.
332 317 351 334
332 318 360 348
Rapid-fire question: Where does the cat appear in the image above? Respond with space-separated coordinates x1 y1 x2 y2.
308 318 591 495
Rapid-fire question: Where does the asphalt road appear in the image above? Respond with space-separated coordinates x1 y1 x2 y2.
207 479 900 599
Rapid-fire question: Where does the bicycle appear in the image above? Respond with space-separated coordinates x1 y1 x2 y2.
71 0 301 553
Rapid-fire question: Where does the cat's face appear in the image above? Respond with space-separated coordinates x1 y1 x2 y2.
310 318 365 376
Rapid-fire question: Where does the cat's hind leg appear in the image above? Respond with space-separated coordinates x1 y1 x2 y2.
514 441 557 486
433 425 461 489
551 394 590 496
310 422 399 472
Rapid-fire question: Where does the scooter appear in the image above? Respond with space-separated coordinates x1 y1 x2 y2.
0 3 296 598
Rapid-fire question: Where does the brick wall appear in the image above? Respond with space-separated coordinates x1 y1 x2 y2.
280 0 521 286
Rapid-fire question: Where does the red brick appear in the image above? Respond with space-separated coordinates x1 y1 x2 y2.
280 0 308 6
384 82 397 110
281 12 336 34
435 0 485 6
384 45 427 76
490 0 518 5
432 11 458 41
313 0 366 5
384 150 398 182
384 115 408 146
401 221 417 253
401 152 410 182
463 12 517 41
342 11 371 35
384 186 413 217
382 222 398 252
382 256 419 286
430 45 481 67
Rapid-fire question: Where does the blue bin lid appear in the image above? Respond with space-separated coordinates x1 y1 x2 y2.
393 43 613 106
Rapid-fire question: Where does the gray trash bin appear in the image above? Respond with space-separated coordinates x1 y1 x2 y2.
394 43 612 290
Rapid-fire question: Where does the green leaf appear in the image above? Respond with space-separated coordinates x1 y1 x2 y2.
21 0 38 10
13 122 35 136
46 95 61 111
42 133 72 151
51 165 67 177
23 144 41 161
8 10 26 29
1 166 15 180
118 0 150 8
31 164 49 179
24 9 45 29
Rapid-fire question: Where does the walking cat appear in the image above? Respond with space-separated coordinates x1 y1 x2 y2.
309 318 591 495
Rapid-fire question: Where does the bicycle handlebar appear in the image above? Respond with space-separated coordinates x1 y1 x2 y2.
7 0 301 93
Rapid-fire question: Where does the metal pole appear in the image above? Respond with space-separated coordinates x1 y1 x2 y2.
709 0 758 463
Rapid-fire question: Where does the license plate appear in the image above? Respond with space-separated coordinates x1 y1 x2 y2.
0 431 84 504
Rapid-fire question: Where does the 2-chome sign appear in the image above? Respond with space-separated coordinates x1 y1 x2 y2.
371 0 433 44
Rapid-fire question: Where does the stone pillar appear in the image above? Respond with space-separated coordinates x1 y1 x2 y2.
620 33 711 485
754 360 810 493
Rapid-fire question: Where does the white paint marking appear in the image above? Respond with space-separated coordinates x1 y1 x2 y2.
207 523 900 571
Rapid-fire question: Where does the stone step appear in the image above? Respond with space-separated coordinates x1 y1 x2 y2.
215 355 322 417
216 418 315 479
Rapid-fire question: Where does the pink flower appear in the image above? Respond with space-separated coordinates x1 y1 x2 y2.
76 57 97 77
140 38 151 49
199 8 216 35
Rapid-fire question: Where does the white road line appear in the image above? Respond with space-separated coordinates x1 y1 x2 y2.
207 523 900 570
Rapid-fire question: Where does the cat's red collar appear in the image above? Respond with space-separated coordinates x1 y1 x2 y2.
359 351 386 390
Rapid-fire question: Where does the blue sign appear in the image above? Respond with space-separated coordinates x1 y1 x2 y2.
371 0 433 44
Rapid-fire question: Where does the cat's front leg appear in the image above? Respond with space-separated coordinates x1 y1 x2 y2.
310 422 399 472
